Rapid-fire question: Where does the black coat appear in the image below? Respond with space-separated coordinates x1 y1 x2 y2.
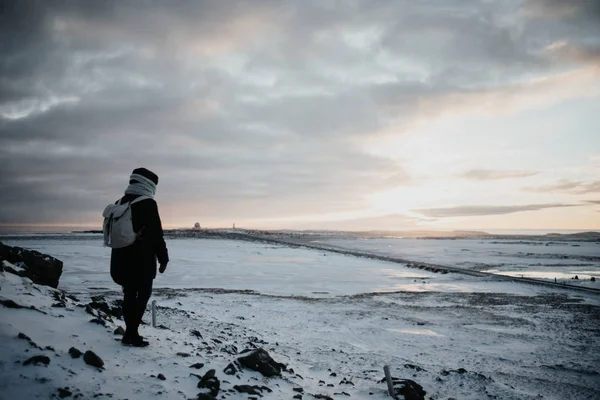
110 194 169 287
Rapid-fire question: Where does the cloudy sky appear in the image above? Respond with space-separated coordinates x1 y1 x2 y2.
1 0 599 232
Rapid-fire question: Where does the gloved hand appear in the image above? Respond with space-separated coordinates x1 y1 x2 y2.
159 262 168 274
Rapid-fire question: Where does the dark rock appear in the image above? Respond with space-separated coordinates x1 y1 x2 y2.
237 348 283 377
233 385 261 395
223 363 237 375
339 378 354 385
89 318 106 326
197 369 220 397
0 299 25 309
83 350 104 368
114 326 125 335
17 332 31 341
177 352 191 357
157 373 166 380
0 242 63 288
293 387 304 393
190 329 203 339
45 345 55 351
190 362 205 369
67 294 80 302
314 395 333 400
393 379 426 400
592 277 596 281
87 300 122 319
404 364 425 372
23 355 50 366
293 395 302 400
329 372 337 377
58 387 72 398
233 385 272 395
220 344 238 355
69 347 83 359
196 394 216 400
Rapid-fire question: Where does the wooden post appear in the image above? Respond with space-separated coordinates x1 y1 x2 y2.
151 300 157 328
383 365 397 399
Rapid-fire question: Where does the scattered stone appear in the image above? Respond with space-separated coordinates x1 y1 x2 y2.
329 372 337 377
592 277 596 282
293 395 302 400
89 318 106 326
190 329 203 339
314 395 333 400
17 332 31 341
177 352 191 357
293 387 304 393
220 344 238 355
45 345 55 351
88 300 122 318
113 326 125 336
393 379 426 400
67 294 80 302
223 363 237 375
196 394 216 400
23 355 50 366
190 362 205 369
157 373 166 380
69 347 83 359
197 369 220 397
339 377 354 385
83 350 104 369
233 385 261 395
237 348 284 377
404 364 425 372
57 387 72 398
334 392 351 396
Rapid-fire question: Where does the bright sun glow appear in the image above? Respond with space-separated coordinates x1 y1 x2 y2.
369 184 457 216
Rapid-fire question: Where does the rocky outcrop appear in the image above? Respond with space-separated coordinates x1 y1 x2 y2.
0 241 63 288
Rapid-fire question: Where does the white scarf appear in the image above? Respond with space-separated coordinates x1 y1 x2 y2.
124 173 156 198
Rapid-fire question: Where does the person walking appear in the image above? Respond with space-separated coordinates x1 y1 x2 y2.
109 167 169 347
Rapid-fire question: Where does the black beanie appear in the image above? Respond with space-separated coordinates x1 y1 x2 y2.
131 167 159 185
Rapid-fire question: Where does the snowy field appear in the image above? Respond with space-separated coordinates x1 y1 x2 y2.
309 236 600 286
1 236 600 399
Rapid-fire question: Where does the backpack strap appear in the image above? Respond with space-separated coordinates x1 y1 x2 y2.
130 195 152 205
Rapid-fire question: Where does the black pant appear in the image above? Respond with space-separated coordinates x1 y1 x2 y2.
122 280 153 338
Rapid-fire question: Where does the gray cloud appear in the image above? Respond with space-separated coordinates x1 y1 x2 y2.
459 169 538 180
530 180 600 194
1 0 599 227
413 203 578 218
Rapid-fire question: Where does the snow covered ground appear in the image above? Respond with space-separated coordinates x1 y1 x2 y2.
1 237 599 399
308 237 600 287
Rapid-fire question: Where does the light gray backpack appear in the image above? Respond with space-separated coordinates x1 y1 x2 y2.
102 196 150 248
